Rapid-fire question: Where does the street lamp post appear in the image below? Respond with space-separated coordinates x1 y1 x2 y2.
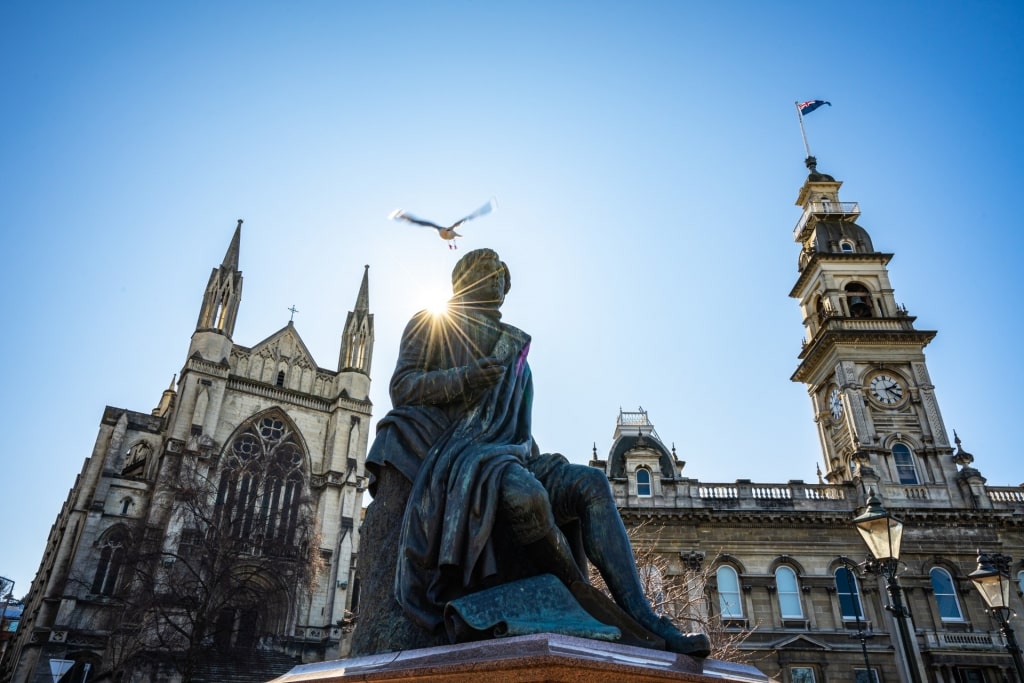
968 552 1024 682
852 491 923 683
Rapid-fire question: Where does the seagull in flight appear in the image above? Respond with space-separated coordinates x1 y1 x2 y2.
388 198 497 249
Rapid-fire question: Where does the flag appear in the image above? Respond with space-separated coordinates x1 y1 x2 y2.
798 100 831 116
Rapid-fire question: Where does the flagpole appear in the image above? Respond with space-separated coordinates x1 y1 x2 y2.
795 101 811 159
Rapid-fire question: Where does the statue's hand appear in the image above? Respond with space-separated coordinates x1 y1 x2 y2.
465 357 506 389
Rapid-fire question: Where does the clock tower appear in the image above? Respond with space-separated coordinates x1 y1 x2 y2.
789 157 966 505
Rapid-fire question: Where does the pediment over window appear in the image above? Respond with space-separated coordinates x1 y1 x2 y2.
773 634 832 651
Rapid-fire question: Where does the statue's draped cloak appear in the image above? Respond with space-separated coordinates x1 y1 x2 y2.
367 307 535 631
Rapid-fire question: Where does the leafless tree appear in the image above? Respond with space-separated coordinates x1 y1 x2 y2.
589 519 758 662
99 448 323 682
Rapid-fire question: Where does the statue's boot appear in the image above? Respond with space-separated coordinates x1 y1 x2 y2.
581 500 711 658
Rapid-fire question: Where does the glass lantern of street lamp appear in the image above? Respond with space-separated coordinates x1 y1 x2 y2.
852 491 904 562
969 553 1011 612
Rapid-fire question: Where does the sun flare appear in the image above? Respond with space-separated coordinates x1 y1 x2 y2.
427 299 450 316
422 288 451 316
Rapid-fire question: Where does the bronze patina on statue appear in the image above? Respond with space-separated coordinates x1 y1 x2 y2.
351 248 710 658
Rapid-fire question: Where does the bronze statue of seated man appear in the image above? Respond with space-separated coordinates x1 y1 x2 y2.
352 248 709 658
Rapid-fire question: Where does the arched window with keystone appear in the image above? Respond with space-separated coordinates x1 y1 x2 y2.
636 467 652 497
892 443 920 485
834 565 865 622
775 566 804 619
929 567 964 621
716 565 743 619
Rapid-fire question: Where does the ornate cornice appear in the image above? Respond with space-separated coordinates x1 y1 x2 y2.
790 252 894 298
792 327 937 383
225 376 371 416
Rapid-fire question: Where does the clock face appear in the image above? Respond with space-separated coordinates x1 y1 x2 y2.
829 388 843 420
869 374 904 405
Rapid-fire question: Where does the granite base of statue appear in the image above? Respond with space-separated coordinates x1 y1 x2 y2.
268 633 769 683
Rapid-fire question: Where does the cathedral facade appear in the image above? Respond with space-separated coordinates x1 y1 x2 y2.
1 224 373 682
594 160 1024 683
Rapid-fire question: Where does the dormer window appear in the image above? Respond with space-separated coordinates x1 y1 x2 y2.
636 467 652 497
839 241 855 253
845 283 874 318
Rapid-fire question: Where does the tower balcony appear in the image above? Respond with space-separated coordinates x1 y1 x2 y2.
809 315 920 337
793 201 861 242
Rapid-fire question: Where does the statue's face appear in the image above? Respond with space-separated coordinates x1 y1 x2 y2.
458 257 506 306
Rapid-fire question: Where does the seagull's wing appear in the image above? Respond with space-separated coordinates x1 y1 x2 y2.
450 198 497 229
388 209 445 231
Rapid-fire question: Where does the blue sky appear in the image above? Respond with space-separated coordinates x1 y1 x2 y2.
2 2 1021 596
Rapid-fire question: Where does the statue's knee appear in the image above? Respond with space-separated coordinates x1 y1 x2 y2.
574 465 614 501
499 467 554 543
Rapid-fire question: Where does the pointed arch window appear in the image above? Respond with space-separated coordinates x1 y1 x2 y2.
775 566 803 618
845 283 874 318
636 467 652 497
716 566 743 618
276 371 286 387
930 567 964 621
834 566 865 622
92 528 128 596
892 443 920 485
216 414 307 556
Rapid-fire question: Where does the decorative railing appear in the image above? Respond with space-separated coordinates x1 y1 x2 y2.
804 486 847 501
793 201 861 240
819 317 918 333
988 487 1024 504
696 482 848 505
699 486 738 499
903 486 929 500
924 630 1003 650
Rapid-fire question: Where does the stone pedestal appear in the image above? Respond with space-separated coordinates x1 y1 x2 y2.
267 633 770 683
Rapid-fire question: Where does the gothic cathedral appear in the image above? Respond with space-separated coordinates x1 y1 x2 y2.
2 223 373 682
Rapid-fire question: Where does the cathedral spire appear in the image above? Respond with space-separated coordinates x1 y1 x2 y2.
152 374 177 417
355 264 370 313
221 219 242 269
195 222 244 338
338 266 374 374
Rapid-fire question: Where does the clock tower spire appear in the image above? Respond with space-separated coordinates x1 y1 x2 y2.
789 157 962 504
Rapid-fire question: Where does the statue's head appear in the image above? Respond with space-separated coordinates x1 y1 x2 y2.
451 248 511 304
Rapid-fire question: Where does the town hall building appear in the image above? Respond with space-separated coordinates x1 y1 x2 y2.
593 157 1024 683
